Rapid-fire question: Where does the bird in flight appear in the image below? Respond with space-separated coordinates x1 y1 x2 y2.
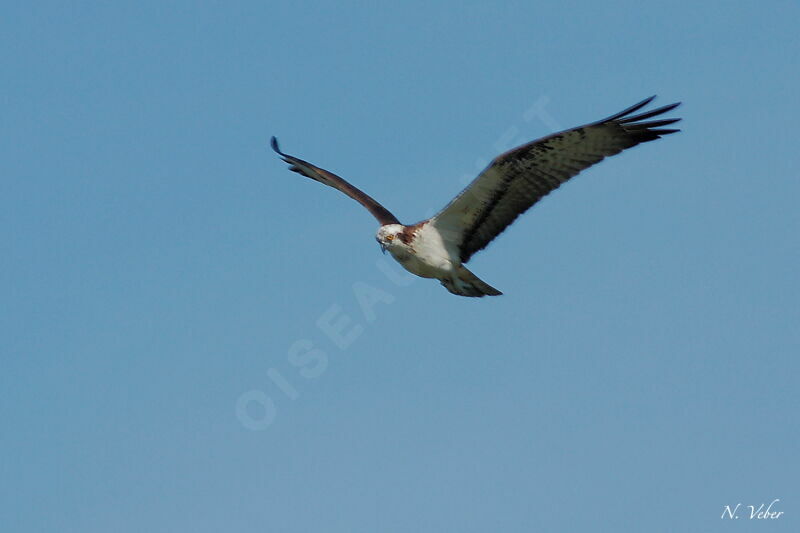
272 95 680 297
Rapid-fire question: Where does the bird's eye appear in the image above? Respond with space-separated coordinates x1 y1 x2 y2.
386 235 394 241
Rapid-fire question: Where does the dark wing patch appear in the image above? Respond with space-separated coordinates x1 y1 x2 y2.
430 96 681 262
271 137 400 226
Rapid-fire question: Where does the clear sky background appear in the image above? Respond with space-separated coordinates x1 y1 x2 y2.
2 2 798 532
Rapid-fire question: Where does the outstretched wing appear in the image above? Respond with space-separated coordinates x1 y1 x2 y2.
271 137 400 226
430 96 681 263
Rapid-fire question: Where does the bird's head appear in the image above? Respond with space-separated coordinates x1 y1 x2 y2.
375 224 405 254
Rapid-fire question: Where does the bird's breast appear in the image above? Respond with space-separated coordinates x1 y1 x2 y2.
388 232 456 280
389 248 438 279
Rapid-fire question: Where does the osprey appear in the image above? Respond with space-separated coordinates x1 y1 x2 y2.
272 96 680 297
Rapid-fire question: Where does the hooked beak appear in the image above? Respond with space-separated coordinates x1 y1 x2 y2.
376 238 387 254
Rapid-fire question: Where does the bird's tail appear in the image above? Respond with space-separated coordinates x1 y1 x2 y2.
441 266 502 297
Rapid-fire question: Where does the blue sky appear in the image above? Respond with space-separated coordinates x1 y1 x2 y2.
2 1 798 532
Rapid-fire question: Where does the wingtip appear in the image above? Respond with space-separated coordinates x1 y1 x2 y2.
600 95 660 124
637 95 658 109
270 136 283 155
660 101 682 113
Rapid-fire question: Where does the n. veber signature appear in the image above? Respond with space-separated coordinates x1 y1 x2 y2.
721 499 784 520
